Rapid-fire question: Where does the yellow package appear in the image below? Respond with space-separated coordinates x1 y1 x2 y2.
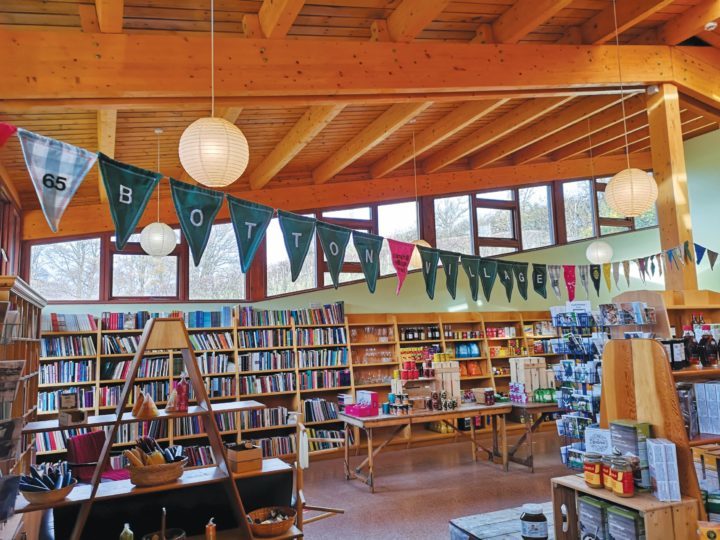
697 521 720 539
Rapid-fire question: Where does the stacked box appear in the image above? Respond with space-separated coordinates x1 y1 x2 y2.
431 360 461 400
695 382 720 435
692 444 720 492
607 506 645 540
647 438 681 502
578 496 610 540
610 420 651 490
676 383 700 440
509 357 550 399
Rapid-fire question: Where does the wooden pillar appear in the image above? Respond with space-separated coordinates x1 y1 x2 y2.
646 83 697 291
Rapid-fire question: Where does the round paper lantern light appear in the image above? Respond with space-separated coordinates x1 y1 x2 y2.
140 222 176 257
409 239 432 270
178 117 249 188
605 168 658 218
586 240 613 265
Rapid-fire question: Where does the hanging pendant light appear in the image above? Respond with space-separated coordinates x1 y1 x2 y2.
141 129 176 258
586 240 613 264
605 0 657 217
178 0 249 188
408 128 432 269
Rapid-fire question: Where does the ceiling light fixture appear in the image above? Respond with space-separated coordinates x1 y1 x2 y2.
141 128 176 258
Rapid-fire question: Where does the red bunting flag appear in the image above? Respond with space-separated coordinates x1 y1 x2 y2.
0 123 17 148
388 239 414 295
563 265 576 302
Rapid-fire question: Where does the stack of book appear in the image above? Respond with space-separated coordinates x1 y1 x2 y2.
299 369 351 390
42 313 97 332
298 348 348 368
239 373 296 395
238 328 293 348
102 334 140 354
40 360 94 385
238 308 292 327
240 406 290 430
303 398 339 423
290 303 344 325
238 351 294 372
295 327 347 346
189 332 234 350
250 434 296 458
41 335 97 357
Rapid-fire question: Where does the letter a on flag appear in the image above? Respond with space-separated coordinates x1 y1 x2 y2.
17 128 97 233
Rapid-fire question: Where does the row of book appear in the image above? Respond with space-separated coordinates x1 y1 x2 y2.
239 374 295 395
238 351 294 372
299 369 351 390
189 332 234 351
298 348 348 368
38 388 95 413
237 307 292 327
35 427 90 453
295 327 347 346
240 406 290 430
40 360 94 385
42 313 97 332
303 398 339 423
41 335 97 358
197 352 233 374
185 308 233 328
291 303 345 326
215 412 238 432
206 377 236 398
102 334 140 355
183 445 216 467
100 357 169 380
237 329 293 349
250 434 296 458
109 420 168 444
306 428 347 451
174 416 203 437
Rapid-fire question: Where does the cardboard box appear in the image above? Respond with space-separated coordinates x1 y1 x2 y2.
226 444 262 474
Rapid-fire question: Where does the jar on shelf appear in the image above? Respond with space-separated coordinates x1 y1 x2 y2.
583 452 603 489
611 457 635 498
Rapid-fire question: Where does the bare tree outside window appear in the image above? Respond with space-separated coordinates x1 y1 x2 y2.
266 216 317 296
189 223 245 300
378 202 418 275
112 254 177 297
563 180 595 241
30 239 101 300
434 196 472 254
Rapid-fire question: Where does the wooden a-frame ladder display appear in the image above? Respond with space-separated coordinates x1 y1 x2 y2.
70 318 255 540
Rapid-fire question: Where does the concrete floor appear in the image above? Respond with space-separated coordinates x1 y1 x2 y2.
301 431 566 539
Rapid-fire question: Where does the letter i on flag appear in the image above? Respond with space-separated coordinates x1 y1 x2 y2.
170 178 224 266
461 255 482 302
226 195 274 273
439 251 460 300
17 128 97 233
388 239 415 295
278 210 317 281
353 231 383 293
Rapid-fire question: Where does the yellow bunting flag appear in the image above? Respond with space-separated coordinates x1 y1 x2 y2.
602 263 612 292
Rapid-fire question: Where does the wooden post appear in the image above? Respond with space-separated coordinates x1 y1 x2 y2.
646 83 698 291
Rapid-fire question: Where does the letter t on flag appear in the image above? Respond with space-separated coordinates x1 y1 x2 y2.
226 195 274 273
278 210 317 282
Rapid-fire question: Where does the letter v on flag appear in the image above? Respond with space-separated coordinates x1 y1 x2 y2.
417 246 440 300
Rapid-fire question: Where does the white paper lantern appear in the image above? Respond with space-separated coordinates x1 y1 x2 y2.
605 168 658 218
409 239 432 270
140 222 176 257
586 240 613 264
178 117 249 188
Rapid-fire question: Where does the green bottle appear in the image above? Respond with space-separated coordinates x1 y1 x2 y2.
119 523 134 540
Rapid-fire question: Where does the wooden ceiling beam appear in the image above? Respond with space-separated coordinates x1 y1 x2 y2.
385 0 451 42
258 0 305 39
513 95 647 164
78 5 100 32
491 0 574 44
581 0 675 44
680 95 720 124
215 107 243 124
370 99 508 178
0 160 22 210
469 95 623 169
632 0 720 45
625 117 717 154
22 153 652 241
313 102 432 184
96 109 117 202
249 104 344 190
94 0 124 34
423 97 572 173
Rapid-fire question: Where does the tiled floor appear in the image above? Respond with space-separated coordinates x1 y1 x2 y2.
301 431 566 539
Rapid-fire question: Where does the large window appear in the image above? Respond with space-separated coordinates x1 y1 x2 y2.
318 206 372 287
519 186 553 250
473 190 519 257
595 177 658 235
29 238 101 301
266 216 317 296
112 254 178 298
563 180 595 242
189 223 245 300
434 196 472 254
378 201 419 275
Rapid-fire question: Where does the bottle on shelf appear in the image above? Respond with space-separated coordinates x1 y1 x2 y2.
682 326 700 368
698 325 719 368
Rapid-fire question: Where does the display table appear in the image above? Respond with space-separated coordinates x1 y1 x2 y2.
339 403 511 492
504 402 562 472
449 501 554 540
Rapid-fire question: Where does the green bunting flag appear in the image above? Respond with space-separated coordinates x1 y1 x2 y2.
417 246 440 300
479 259 498 302
170 178 224 266
461 255 482 302
590 264 602 296
497 261 515 302
316 222 351 289
532 264 547 299
278 210 317 281
226 195 274 273
439 251 460 300
98 153 162 250
352 230 383 294
512 262 529 300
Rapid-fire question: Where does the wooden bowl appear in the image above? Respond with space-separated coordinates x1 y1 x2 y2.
127 458 187 487
248 506 297 538
21 480 77 505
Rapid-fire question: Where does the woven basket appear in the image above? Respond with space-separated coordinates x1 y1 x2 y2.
248 506 297 538
127 458 187 487
21 480 77 505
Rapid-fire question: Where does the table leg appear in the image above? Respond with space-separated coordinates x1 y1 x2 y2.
470 417 477 462
500 414 508 472
343 424 351 480
527 415 535 473
491 415 499 462
367 428 375 493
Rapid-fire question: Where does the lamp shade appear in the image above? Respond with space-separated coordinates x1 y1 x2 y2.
605 168 658 218
409 239 432 269
178 117 249 188
586 240 613 264
140 222 176 257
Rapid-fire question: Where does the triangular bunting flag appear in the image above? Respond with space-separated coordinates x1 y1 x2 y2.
709 250 719 271
658 253 664 277
316 222 351 289
170 178 224 266
352 231 384 293
675 247 686 266
0 123 17 148
612 262 621 289
684 240 693 264
278 210 317 282
532 264 547 299
439 251 460 300
98 153 161 250
696 243 707 265
497 261 515 302
18 128 97 234
622 260 631 286
479 259 498 302
388 239 415 295
418 246 440 300
513 262 529 300
563 265 576 302
602 263 612 292
227 195 274 273
461 255 482 302
577 265 590 298
548 265 562 299
590 264 601 296
649 256 656 278
637 258 647 283
667 249 677 270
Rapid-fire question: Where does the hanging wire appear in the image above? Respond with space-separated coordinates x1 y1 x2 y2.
412 128 418 206
210 0 215 117
155 128 162 221
611 0 635 192
587 117 595 182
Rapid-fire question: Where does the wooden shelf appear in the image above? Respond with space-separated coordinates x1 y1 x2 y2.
42 330 97 336
354 382 390 388
352 362 398 368
99 376 168 384
40 354 96 361
295 323 345 328
237 325 291 330
672 367 720 379
187 327 233 332
349 341 397 346
444 338 483 342
524 335 557 339
295 343 348 349
238 368 296 375
453 356 486 361
399 340 441 345
239 391 296 398
194 348 235 353
101 328 144 334
689 434 720 447
240 424 296 433
238 346 294 352
304 418 341 426
300 386 352 393
460 375 493 381
485 337 521 341
38 380 96 388
297 364 350 370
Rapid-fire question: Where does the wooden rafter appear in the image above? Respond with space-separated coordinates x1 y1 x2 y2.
632 0 720 45
491 0 574 44
258 0 305 39
581 0 675 44
384 0 451 42
370 99 508 178
623 116 716 154
468 95 623 169
249 105 344 190
313 102 432 184
680 95 720 125
512 95 646 164
78 5 100 32
423 97 572 173
96 109 117 202
94 0 124 34
22 153 652 241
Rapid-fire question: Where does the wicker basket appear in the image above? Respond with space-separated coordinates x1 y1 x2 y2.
127 458 188 487
248 506 297 538
21 480 77 505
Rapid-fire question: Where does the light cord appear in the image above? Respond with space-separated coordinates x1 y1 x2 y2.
156 130 161 221
211 0 215 117
612 0 635 207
